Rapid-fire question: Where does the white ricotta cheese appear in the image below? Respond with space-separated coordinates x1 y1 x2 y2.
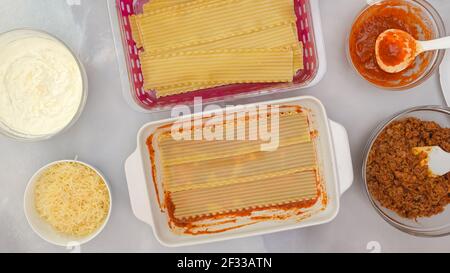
0 31 83 136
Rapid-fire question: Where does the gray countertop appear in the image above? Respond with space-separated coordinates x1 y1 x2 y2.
1 0 450 253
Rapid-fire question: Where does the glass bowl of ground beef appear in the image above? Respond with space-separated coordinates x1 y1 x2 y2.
363 105 450 236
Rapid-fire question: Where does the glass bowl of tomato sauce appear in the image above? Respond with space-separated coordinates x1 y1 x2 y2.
347 0 445 90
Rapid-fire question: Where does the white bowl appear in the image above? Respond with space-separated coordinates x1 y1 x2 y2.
23 160 112 247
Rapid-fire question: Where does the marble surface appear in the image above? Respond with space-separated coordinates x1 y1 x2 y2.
0 0 449 253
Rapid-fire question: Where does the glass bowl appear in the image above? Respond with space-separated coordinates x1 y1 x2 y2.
347 0 446 90
0 29 88 142
362 105 450 237
24 160 112 246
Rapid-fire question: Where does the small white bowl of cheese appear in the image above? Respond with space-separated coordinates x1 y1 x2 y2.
24 160 111 247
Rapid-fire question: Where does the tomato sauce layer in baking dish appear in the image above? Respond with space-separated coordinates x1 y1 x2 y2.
146 105 327 235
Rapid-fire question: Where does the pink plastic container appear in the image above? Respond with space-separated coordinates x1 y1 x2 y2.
108 0 326 112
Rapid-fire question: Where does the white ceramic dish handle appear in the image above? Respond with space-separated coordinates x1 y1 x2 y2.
329 120 354 195
125 150 153 226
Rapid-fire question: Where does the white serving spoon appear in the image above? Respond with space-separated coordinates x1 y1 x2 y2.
375 29 450 73
413 146 450 177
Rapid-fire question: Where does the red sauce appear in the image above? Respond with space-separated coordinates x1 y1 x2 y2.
349 0 434 88
146 134 162 209
378 30 416 67
165 191 321 235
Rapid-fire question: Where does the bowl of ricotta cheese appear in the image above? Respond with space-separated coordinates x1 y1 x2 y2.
0 29 87 141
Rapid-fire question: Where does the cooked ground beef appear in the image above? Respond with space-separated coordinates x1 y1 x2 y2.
366 117 450 219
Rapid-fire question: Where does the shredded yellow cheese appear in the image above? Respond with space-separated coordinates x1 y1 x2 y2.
34 162 110 237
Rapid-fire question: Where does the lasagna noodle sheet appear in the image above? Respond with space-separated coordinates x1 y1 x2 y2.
293 42 304 71
190 23 303 72
171 171 318 219
156 109 319 220
150 44 303 97
135 0 304 97
141 49 294 92
149 22 298 54
138 0 297 52
129 15 143 49
142 23 303 96
144 0 208 13
158 111 311 166
164 143 316 192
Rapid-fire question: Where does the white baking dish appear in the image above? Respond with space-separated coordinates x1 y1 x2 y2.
125 96 353 247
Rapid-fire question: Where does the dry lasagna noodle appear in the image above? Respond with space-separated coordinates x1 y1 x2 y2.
132 0 304 97
149 43 304 97
143 0 203 13
142 49 295 95
144 22 299 54
134 0 218 49
153 109 319 220
129 15 143 49
138 22 303 96
138 0 296 53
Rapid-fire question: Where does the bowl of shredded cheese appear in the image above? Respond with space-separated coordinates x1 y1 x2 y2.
24 160 111 246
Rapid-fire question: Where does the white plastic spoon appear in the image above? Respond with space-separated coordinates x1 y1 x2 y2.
412 146 450 177
375 29 450 73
